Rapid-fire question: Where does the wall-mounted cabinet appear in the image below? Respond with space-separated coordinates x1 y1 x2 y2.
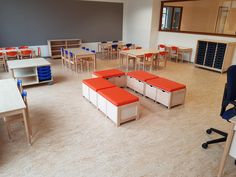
195 40 236 73
48 39 81 59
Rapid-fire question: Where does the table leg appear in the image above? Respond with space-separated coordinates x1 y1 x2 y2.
93 55 96 71
126 55 129 72
22 109 31 145
217 123 235 177
189 51 192 63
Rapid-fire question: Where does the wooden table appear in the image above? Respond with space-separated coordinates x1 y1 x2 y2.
97 41 131 52
66 48 96 70
0 79 31 145
165 45 193 62
218 117 236 177
119 49 160 71
7 58 53 86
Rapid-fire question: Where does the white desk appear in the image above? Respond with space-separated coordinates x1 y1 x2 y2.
0 79 31 144
66 48 96 70
7 58 53 86
119 49 160 71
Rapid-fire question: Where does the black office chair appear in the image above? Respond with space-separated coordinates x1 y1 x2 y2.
202 65 236 163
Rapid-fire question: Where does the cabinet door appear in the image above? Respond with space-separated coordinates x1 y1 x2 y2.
145 84 157 100
127 76 135 90
204 42 217 67
156 88 171 107
196 41 207 65
214 43 226 69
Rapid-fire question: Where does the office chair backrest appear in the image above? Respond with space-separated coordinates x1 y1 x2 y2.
227 65 236 101
220 65 236 120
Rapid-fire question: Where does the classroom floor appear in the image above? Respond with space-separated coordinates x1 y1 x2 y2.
0 57 235 177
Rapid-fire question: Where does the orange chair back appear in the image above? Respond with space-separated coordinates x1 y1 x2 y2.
6 51 18 57
21 50 32 55
136 47 142 49
0 52 3 56
171 46 178 51
0 48 4 50
145 53 153 58
5 47 16 50
159 51 167 56
159 44 166 49
19 46 29 49
123 48 129 51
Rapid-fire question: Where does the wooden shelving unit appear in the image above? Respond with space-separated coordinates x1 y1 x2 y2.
195 40 236 73
7 58 53 86
48 39 81 59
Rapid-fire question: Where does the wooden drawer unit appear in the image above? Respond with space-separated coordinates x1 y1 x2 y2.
145 84 157 100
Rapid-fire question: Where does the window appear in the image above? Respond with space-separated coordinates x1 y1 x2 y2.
161 6 182 31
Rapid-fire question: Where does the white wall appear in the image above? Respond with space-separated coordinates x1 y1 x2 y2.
123 0 153 48
157 32 236 64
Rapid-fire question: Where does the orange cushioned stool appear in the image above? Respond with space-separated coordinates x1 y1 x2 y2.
82 78 116 106
98 87 140 126
145 77 186 109
92 69 126 87
127 71 158 95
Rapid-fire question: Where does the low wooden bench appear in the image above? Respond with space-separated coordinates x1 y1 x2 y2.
98 87 140 126
127 71 158 95
145 77 186 109
82 78 116 106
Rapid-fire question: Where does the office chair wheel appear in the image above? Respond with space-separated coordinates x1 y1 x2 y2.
206 129 212 134
202 143 208 149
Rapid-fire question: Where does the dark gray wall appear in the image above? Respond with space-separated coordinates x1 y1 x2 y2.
0 0 123 47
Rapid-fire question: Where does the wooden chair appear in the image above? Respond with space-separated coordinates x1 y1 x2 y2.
101 42 109 54
5 47 16 50
0 52 7 71
18 46 29 49
61 48 66 66
4 90 32 140
20 50 33 59
158 44 167 52
64 50 70 68
170 46 183 62
110 44 119 59
156 51 168 68
6 51 19 61
136 53 154 71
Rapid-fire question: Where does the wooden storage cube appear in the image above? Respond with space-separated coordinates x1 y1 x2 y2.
98 87 140 126
146 78 186 109
145 84 157 100
106 101 139 125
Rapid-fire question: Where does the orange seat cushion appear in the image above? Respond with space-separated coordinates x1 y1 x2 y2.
83 78 116 92
146 78 186 92
127 71 158 82
98 87 139 106
93 69 125 78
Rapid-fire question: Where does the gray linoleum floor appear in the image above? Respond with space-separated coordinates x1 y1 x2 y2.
0 57 235 177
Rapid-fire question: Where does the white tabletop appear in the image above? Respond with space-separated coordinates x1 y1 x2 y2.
7 58 51 69
0 79 26 114
66 48 95 56
120 48 160 56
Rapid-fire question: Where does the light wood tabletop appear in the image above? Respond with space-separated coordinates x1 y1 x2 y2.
119 48 160 71
0 79 31 145
66 48 96 70
7 58 51 69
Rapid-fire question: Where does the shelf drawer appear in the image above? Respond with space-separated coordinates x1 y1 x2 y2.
145 84 157 100
156 88 171 107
